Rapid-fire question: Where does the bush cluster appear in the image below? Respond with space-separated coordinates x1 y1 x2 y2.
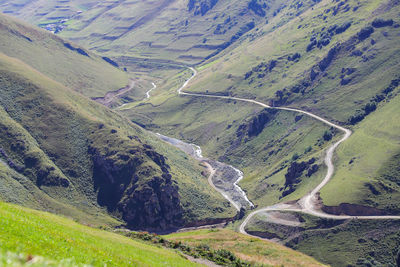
306 22 351 52
371 18 393 28
348 78 399 125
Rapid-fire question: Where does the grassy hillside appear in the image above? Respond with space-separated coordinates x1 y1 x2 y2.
120 0 400 212
0 0 321 65
0 13 130 97
320 92 400 212
0 201 200 266
165 228 326 266
0 15 236 230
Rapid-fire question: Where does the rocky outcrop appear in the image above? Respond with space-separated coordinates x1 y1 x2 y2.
244 60 277 80
63 42 89 57
188 0 219 16
248 0 268 17
282 158 319 197
89 144 184 231
118 173 183 231
318 45 340 71
102 57 119 67
306 22 351 52
236 109 277 139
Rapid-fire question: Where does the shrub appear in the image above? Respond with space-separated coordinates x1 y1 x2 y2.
357 26 374 41
335 22 351 34
364 102 376 115
288 52 301 61
307 164 319 177
382 78 399 95
248 0 267 16
372 18 393 28
348 112 365 125
323 131 332 141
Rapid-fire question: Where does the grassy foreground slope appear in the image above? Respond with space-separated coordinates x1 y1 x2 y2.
166 229 325 267
0 201 199 267
0 14 236 230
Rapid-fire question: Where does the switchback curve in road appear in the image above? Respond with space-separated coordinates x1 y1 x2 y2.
176 67 400 236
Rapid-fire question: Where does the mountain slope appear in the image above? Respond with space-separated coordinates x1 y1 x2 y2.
320 92 400 212
185 0 400 211
0 13 129 98
0 1 399 266
0 0 321 65
0 14 235 231
122 0 400 213
0 201 200 266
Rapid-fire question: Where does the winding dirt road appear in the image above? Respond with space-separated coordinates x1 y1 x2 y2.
176 67 400 237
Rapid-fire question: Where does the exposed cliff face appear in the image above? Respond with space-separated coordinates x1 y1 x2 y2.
118 173 183 231
89 142 184 231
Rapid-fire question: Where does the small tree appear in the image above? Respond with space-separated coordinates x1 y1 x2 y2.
323 131 332 141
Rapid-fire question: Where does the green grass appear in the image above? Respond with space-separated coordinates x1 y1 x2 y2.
0 202 200 267
290 218 400 266
320 92 400 210
0 249 82 267
165 228 326 267
0 14 130 98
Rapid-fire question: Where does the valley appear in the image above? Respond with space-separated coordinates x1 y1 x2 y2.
0 0 399 266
